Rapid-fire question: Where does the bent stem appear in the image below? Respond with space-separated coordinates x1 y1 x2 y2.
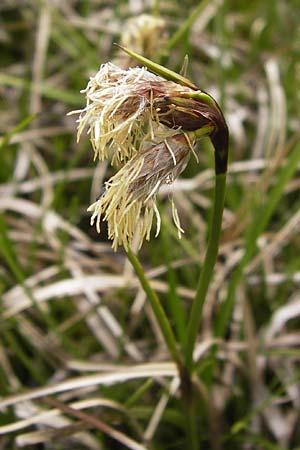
185 172 227 374
126 247 182 370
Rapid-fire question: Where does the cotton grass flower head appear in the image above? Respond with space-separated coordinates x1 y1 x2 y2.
88 132 195 250
71 47 229 250
70 62 219 166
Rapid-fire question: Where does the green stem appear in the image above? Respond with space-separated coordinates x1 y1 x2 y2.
126 247 182 369
186 400 199 450
152 0 160 16
161 225 186 346
185 173 227 374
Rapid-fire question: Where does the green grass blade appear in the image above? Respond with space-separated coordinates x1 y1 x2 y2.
0 215 81 358
0 115 36 149
215 141 300 339
0 73 82 106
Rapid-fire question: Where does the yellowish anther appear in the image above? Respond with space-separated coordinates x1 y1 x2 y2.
88 133 194 250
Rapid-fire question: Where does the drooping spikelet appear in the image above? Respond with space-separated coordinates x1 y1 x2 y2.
88 133 195 250
70 54 228 249
69 63 215 166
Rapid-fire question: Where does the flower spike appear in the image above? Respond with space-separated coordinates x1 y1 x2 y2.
88 133 194 250
115 44 229 174
71 48 229 248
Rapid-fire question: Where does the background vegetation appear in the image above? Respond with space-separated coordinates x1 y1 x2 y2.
0 0 300 449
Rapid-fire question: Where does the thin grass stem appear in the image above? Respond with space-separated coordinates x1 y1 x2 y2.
126 247 182 369
161 226 187 346
186 405 199 450
185 173 227 374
